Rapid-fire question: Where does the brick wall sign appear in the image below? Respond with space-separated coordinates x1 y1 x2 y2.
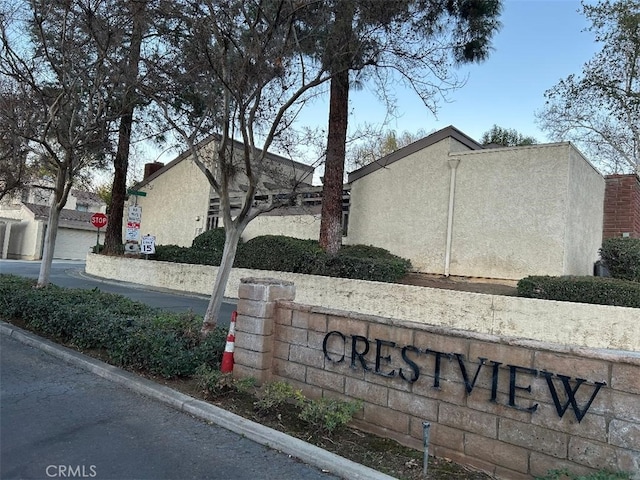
233 278 640 479
322 331 606 422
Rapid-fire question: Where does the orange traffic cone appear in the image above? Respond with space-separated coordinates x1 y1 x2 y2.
221 311 237 373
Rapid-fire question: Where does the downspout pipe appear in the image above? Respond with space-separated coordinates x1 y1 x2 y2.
444 158 460 277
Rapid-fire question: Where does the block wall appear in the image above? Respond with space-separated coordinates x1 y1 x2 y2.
604 174 640 239
234 278 640 479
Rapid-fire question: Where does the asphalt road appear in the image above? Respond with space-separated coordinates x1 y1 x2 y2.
0 333 338 480
0 259 235 327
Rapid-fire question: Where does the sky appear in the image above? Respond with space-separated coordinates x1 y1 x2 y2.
297 0 600 146
141 0 601 181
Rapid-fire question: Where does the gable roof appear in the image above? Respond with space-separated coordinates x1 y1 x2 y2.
347 125 483 183
136 133 315 189
24 203 96 223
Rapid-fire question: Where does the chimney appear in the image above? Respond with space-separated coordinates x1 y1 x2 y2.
143 162 164 180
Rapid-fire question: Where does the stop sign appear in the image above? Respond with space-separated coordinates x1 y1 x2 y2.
90 212 108 229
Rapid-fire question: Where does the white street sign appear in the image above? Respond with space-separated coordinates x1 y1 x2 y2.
126 228 140 241
141 235 156 254
128 205 142 222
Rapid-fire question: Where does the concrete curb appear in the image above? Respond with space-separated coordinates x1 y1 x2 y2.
0 321 396 480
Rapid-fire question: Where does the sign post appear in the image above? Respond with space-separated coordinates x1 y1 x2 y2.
90 213 108 252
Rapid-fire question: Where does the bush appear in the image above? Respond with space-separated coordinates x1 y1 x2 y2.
517 276 640 308
150 233 412 283
235 235 411 283
254 381 304 413
235 235 322 272
0 275 227 378
153 244 221 266
298 397 363 434
600 237 640 282
191 228 231 252
194 364 255 396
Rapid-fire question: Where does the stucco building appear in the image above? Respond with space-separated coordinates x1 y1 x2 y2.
132 135 315 247
0 187 106 260
133 126 606 281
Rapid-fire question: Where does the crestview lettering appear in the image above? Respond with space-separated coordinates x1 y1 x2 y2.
322 331 606 422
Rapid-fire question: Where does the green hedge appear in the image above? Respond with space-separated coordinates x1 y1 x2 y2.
517 275 640 308
191 228 230 252
600 237 640 282
235 236 322 272
0 275 226 377
153 244 221 266
234 235 411 283
154 233 412 283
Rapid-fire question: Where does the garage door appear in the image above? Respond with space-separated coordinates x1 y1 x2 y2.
53 228 101 260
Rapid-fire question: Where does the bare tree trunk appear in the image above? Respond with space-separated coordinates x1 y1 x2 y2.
37 204 62 287
103 0 145 255
319 70 349 256
201 225 243 335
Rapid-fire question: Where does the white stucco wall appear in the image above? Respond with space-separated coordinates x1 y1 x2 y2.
85 254 640 352
347 141 605 280
449 145 571 278
241 213 321 241
347 138 455 273
0 206 44 260
136 158 211 247
563 148 605 275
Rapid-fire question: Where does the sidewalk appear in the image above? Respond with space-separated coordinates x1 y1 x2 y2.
0 322 392 480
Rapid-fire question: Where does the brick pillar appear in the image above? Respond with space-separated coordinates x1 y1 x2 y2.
603 174 640 239
233 277 295 385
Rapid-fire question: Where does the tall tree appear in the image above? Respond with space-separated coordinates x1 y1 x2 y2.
0 0 114 285
537 0 639 174
480 125 537 147
148 0 339 334
316 0 503 255
102 0 149 254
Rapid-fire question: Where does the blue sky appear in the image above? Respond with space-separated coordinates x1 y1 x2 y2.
141 0 601 180
305 0 600 145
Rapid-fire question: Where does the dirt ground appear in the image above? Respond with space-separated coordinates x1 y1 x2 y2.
158 376 494 480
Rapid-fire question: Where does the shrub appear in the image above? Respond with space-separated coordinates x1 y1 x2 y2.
235 235 322 272
149 233 412 283
318 253 411 283
194 364 255 396
235 235 411 283
600 237 640 282
0 275 227 378
191 228 230 252
517 276 640 308
153 244 221 266
339 244 401 260
254 381 304 413
298 397 363 434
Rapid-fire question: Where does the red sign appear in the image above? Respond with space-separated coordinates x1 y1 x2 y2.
91 213 108 229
